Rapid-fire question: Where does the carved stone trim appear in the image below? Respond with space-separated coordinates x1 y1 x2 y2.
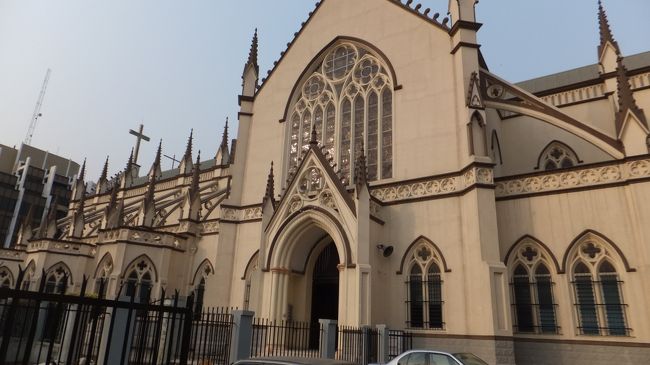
220 205 263 223
370 166 494 204
496 158 650 199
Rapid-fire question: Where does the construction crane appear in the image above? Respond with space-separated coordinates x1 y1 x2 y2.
24 68 51 145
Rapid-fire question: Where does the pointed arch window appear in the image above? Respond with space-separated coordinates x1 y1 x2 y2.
507 241 559 334
539 141 580 171
0 267 13 288
95 254 113 298
124 259 155 303
405 241 445 329
243 253 260 311
192 261 214 316
568 236 630 336
45 264 70 294
287 42 394 184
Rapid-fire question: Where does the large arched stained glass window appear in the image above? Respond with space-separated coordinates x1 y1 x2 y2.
287 42 394 184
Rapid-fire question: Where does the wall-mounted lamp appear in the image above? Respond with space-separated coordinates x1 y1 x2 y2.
377 244 394 258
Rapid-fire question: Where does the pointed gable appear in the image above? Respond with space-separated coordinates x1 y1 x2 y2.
265 141 356 233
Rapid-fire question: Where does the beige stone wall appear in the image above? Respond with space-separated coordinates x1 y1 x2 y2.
238 0 464 207
496 182 650 343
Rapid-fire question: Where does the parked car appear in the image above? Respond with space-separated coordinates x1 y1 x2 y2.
386 350 489 365
234 357 356 365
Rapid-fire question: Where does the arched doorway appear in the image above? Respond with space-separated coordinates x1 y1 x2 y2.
309 241 339 349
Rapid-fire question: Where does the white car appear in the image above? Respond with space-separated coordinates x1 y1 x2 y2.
385 349 489 365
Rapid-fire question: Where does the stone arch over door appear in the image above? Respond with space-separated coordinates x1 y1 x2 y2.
263 206 357 324
266 206 353 271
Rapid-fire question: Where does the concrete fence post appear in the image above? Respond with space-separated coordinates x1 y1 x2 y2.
319 319 338 359
230 310 255 363
376 325 389 364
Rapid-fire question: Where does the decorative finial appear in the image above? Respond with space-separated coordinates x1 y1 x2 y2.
309 123 318 145
598 0 621 57
189 150 202 200
99 156 109 182
125 148 134 173
265 161 275 200
78 158 86 182
614 56 648 134
247 28 259 68
354 139 368 186
221 117 229 149
184 129 194 161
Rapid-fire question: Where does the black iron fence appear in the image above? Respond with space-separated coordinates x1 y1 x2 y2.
387 330 412 361
336 326 379 365
0 269 234 365
1 269 414 365
251 318 319 358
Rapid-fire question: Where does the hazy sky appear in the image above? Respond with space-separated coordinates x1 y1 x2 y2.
0 0 648 181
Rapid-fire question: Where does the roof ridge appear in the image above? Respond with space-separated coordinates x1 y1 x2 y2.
255 0 450 95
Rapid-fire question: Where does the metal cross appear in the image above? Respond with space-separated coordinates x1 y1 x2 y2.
164 154 180 169
129 124 150 164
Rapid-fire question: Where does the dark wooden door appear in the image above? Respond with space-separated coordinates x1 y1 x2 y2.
309 242 339 349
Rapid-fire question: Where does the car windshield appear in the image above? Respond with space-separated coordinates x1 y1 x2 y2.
452 353 488 365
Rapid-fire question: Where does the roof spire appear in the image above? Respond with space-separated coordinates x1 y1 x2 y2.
265 161 275 201
221 117 229 149
598 0 621 58
309 122 319 145
246 28 259 73
614 56 648 134
354 139 368 187
190 151 201 197
180 129 194 174
184 129 194 161
78 158 86 182
149 139 162 179
125 148 134 173
99 156 109 182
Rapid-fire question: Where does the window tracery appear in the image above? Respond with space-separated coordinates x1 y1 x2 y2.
123 257 155 303
0 267 13 288
95 254 113 298
507 240 559 334
288 42 394 184
539 141 579 171
405 240 444 329
568 235 629 336
193 260 214 315
243 254 260 311
45 263 71 294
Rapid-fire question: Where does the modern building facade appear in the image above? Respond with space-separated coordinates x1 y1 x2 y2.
1 1 649 364
0 143 80 248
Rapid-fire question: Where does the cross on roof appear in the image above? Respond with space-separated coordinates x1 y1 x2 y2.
129 123 150 165
164 154 180 169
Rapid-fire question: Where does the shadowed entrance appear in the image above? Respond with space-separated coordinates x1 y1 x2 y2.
309 241 339 349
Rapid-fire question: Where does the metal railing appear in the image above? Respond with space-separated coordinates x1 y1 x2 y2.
251 318 319 358
0 268 234 365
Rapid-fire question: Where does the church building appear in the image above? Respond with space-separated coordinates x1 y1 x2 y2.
1 1 649 363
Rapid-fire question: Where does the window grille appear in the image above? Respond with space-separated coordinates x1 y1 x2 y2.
510 263 559 334
406 243 445 330
572 260 630 336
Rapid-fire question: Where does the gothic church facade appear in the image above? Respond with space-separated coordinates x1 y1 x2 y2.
1 1 650 364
